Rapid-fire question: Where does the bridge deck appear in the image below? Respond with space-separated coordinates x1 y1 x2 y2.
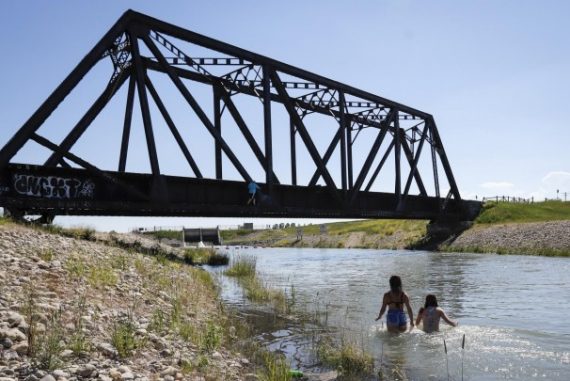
0 164 480 221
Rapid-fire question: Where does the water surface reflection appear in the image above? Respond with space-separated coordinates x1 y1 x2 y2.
217 247 570 380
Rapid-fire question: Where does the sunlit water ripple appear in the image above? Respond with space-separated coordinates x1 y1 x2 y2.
212 247 570 380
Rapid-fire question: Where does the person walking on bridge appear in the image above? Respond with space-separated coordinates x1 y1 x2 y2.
375 275 415 333
247 181 261 206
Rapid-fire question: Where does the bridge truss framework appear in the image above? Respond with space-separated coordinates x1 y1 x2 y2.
0 10 480 221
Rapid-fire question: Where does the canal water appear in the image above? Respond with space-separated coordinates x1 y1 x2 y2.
213 248 570 380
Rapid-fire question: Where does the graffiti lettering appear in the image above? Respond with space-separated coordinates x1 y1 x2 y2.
13 174 95 199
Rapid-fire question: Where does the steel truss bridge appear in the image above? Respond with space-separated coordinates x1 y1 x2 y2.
0 10 481 221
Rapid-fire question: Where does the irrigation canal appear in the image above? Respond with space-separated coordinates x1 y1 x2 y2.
208 247 569 380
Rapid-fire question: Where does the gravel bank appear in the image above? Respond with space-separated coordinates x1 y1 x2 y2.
0 224 257 381
447 220 570 255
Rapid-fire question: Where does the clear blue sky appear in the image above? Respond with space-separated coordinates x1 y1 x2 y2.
1 1 569 231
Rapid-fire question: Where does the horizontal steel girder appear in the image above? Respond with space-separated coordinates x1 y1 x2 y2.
0 164 481 220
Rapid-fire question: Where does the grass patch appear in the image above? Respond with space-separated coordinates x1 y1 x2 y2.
476 201 570 224
41 224 95 240
87 266 118 288
258 351 292 381
220 229 254 241
224 255 257 277
184 247 229 266
64 257 87 280
317 337 374 376
38 248 55 262
144 229 182 241
225 255 287 310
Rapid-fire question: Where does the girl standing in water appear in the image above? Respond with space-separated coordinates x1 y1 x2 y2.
375 275 415 333
415 294 458 333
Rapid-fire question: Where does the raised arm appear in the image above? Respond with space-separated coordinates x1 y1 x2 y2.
375 294 388 321
439 309 458 327
404 293 414 329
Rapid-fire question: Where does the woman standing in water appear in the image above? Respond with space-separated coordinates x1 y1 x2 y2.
415 294 458 333
375 275 415 333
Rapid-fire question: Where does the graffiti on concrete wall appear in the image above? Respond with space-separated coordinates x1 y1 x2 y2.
13 174 95 199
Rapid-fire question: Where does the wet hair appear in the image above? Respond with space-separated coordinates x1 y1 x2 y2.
424 294 438 308
389 275 402 293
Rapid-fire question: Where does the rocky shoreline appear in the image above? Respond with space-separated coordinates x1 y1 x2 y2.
222 220 570 256
0 223 258 381
446 220 570 256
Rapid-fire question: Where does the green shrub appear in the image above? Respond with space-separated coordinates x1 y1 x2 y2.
258 351 292 381
201 322 223 353
111 316 139 358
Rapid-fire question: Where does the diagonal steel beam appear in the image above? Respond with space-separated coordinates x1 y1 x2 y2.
118 74 136 172
364 140 395 192
144 73 203 178
44 69 131 167
0 12 133 169
215 83 279 184
402 124 429 198
268 69 341 205
144 59 401 134
130 34 161 177
349 110 395 206
399 130 427 196
308 127 342 186
31 133 149 201
142 33 252 182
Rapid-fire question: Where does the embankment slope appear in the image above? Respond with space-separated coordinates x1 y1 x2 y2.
0 222 256 380
221 202 570 256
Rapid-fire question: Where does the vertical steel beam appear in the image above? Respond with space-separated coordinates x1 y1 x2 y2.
394 112 402 202
339 92 348 192
268 69 341 204
142 34 252 182
430 125 441 198
262 65 273 194
290 118 297 186
213 86 222 179
430 118 461 200
44 70 131 167
118 74 136 172
347 122 354 189
0 15 130 168
145 74 202 178
130 34 160 177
